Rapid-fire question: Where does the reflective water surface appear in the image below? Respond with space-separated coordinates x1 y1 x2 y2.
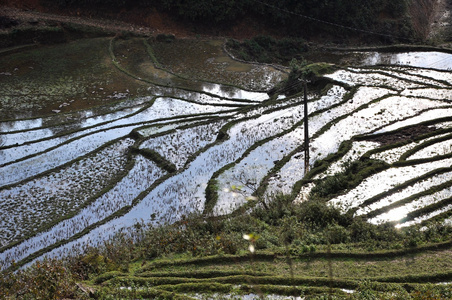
2 37 452 270
307 50 452 70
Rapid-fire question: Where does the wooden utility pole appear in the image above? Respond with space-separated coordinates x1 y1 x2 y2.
303 81 309 175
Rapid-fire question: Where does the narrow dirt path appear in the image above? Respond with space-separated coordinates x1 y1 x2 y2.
0 6 154 35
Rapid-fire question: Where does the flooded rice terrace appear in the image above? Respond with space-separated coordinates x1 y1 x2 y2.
1 36 452 269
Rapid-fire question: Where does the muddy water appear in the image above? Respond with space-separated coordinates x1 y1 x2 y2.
149 38 287 91
0 38 150 119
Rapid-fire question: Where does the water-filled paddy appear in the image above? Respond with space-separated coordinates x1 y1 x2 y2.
362 51 452 70
0 138 134 247
148 38 286 90
306 50 452 71
0 38 152 119
1 38 452 270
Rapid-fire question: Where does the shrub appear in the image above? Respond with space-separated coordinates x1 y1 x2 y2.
0 258 80 299
310 159 388 199
226 36 308 64
297 199 350 230
252 193 295 226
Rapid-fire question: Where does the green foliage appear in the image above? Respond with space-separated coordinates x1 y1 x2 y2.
160 0 248 23
297 199 351 230
137 213 247 259
48 0 417 40
299 63 335 80
311 175 348 199
0 258 82 299
273 61 336 96
287 62 335 89
3 194 452 297
410 283 452 300
310 159 389 199
226 36 308 64
3 191 452 298
354 280 410 300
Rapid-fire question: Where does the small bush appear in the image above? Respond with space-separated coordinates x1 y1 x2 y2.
0 258 80 299
310 159 388 199
226 36 308 64
297 199 351 230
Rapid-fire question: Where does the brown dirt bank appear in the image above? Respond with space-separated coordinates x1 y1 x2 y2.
2 0 452 52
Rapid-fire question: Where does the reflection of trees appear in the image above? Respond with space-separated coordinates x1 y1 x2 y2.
227 167 270 210
40 98 137 136
43 112 84 136
219 85 237 98
379 54 394 65
201 82 246 99
0 122 16 132
231 168 260 194
361 52 398 66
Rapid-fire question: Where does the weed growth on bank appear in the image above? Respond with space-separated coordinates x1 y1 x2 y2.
1 191 452 298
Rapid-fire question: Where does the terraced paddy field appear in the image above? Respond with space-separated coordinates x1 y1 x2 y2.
1 36 452 298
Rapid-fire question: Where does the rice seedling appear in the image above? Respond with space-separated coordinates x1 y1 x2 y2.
3 36 452 283
326 68 425 90
140 121 227 169
0 139 134 247
0 155 165 269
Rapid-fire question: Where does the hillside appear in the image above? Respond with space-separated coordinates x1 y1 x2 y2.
1 1 452 299
0 0 446 42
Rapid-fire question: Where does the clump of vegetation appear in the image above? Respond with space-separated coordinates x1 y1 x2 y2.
310 159 389 199
0 258 83 299
49 0 419 40
295 62 335 80
132 147 177 173
2 191 452 298
226 35 308 64
270 59 336 96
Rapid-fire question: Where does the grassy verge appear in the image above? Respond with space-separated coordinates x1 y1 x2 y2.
2 186 452 298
